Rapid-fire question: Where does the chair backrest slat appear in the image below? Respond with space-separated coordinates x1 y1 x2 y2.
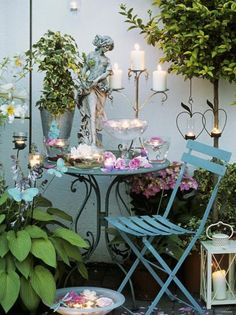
163 140 231 219
181 153 226 176
186 140 231 162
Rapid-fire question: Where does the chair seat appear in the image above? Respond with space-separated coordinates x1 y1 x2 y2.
106 214 194 237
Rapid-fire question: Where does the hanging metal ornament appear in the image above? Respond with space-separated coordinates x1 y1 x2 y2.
176 80 205 140
202 100 227 138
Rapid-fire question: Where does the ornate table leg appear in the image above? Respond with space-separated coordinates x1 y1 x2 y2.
67 173 101 260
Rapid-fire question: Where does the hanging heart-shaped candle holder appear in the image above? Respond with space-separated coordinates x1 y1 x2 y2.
176 102 205 140
202 100 227 138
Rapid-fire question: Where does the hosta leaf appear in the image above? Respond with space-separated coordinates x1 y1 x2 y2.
32 208 55 221
6 254 15 272
47 207 73 222
25 225 48 239
30 265 56 306
0 233 9 257
61 240 83 262
53 227 89 248
78 262 88 279
50 237 70 266
0 258 6 272
0 192 8 206
20 277 40 311
0 271 20 313
31 239 56 268
15 256 33 279
7 230 31 262
33 195 52 208
0 214 5 224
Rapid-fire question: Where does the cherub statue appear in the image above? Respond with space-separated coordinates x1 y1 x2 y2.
77 35 114 146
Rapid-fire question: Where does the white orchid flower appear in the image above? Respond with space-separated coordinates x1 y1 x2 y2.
0 102 28 123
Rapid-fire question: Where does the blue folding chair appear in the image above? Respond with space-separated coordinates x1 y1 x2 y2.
106 140 231 315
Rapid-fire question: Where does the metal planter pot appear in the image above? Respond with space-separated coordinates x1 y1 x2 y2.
40 109 74 159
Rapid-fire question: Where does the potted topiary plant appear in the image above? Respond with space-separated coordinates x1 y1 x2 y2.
0 157 88 314
119 0 236 221
26 30 82 158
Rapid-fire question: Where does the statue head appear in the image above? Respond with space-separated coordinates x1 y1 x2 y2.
93 35 114 52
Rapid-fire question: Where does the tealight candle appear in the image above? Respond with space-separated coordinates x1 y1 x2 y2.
104 158 114 171
55 139 65 147
152 64 167 92
29 153 43 168
212 270 227 300
211 127 222 137
110 63 123 89
130 44 145 70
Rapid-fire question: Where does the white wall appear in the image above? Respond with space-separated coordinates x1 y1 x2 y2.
1 0 235 261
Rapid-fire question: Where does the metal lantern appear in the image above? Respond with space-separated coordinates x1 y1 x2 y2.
200 222 236 309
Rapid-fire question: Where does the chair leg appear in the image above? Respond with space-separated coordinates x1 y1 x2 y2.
119 232 176 301
143 238 205 315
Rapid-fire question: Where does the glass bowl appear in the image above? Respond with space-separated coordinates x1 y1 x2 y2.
103 119 148 141
52 287 125 315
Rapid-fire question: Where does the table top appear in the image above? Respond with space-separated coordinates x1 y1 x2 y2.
66 160 170 177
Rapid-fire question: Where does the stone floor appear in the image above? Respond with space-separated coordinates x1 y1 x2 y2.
3 262 236 315
56 262 236 315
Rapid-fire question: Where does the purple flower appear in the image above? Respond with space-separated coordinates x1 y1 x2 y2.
103 151 116 161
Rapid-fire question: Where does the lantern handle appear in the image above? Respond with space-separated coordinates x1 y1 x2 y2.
206 221 234 240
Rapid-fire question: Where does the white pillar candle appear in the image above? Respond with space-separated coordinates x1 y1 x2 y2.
212 270 227 300
130 44 145 70
152 64 167 91
109 63 123 89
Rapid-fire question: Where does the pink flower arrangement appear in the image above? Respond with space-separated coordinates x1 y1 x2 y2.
52 289 114 311
130 161 198 199
102 151 152 172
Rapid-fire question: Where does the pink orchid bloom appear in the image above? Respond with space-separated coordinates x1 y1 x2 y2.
115 158 126 170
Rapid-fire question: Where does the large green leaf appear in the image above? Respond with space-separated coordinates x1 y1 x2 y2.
78 262 88 279
25 225 48 239
0 214 5 224
0 271 6 300
53 227 89 248
0 224 6 233
0 257 6 272
31 239 56 267
7 230 31 262
32 208 55 221
0 271 20 312
50 237 70 266
20 277 40 311
0 233 9 257
0 192 8 206
15 256 32 279
61 240 83 262
6 254 15 272
34 195 52 208
47 207 73 222
30 265 56 306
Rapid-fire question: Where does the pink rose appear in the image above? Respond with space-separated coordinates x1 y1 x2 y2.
115 158 126 170
129 157 141 170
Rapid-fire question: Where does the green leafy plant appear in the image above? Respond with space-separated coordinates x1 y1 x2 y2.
26 30 83 115
192 163 236 227
0 159 88 313
120 1 236 147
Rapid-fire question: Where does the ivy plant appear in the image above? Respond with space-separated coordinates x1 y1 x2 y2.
120 1 236 147
26 30 83 115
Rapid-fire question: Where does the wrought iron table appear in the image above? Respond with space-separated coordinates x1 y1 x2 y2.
65 160 170 261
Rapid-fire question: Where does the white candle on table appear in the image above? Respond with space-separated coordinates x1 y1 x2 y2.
152 64 167 91
130 44 145 70
110 63 123 89
212 270 227 300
